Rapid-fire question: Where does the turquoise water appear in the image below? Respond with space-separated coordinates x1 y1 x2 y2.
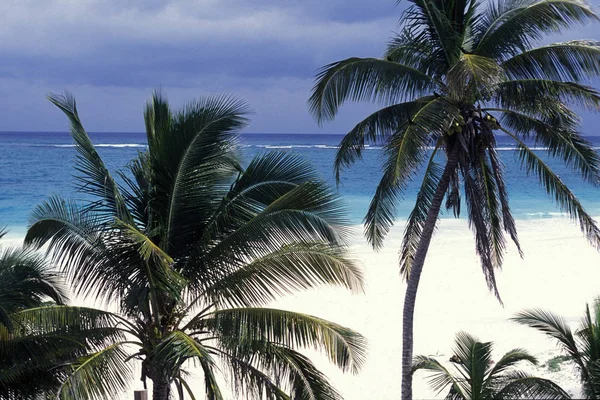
1 131 600 235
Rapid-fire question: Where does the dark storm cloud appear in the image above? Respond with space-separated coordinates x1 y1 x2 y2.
0 0 599 132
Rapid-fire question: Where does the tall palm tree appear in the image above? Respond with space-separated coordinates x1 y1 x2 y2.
25 92 367 400
514 298 600 398
0 229 120 399
309 0 600 397
413 331 570 399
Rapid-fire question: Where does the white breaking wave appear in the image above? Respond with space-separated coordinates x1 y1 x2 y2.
523 211 569 218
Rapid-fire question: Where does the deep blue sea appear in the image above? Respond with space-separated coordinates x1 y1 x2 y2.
1 131 600 236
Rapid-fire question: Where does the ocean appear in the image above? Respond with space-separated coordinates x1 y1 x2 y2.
1 131 600 236
2 132 599 398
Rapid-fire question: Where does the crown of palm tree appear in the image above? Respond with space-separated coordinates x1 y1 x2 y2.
310 0 600 296
515 298 600 398
413 331 570 399
0 229 121 399
25 92 367 399
309 1 600 398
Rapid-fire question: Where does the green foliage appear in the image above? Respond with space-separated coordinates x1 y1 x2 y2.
413 332 570 399
310 1 600 397
515 298 600 398
26 92 367 399
309 0 600 296
0 232 120 399
545 355 572 372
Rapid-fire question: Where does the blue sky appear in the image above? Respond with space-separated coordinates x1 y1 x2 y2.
0 0 599 134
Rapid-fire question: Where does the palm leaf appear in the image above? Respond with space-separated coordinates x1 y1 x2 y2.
364 99 458 249
447 53 504 99
199 308 367 374
475 0 598 59
231 341 344 400
503 129 600 249
204 243 363 308
308 57 440 122
149 95 248 255
486 107 600 186
452 331 494 397
153 331 217 383
412 355 467 396
399 143 443 279
494 371 570 399
334 97 435 181
57 343 133 400
218 350 291 400
512 309 585 368
503 40 600 82
495 79 600 112
46 92 131 224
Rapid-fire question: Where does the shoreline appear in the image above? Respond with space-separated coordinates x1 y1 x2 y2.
3 216 596 398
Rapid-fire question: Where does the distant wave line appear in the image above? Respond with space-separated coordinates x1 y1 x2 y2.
52 144 146 148
43 144 600 152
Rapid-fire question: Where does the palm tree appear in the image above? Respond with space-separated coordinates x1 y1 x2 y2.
0 229 120 399
413 331 570 399
514 298 600 398
25 92 367 400
309 0 600 397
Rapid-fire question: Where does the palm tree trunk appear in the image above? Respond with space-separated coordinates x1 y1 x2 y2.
152 378 170 400
401 145 460 400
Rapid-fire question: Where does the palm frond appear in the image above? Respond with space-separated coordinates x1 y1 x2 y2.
475 0 598 59
494 371 570 399
24 197 143 306
150 95 248 255
488 147 523 256
0 245 67 314
144 90 172 155
46 92 131 224
202 181 351 284
25 197 118 300
153 331 217 382
364 99 458 249
334 97 435 180
412 356 467 396
486 348 537 379
199 308 367 374
400 0 465 68
512 309 582 363
399 143 443 279
200 151 323 248
204 243 363 308
447 53 504 99
308 57 440 122
385 30 438 74
233 341 344 400
57 343 133 400
503 40 600 82
218 351 291 400
113 219 185 300
486 107 600 186
461 160 502 301
503 129 600 248
452 331 494 397
495 79 600 112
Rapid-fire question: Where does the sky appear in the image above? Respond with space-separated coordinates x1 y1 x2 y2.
0 0 599 134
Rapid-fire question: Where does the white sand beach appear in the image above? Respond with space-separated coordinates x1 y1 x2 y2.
3 217 594 398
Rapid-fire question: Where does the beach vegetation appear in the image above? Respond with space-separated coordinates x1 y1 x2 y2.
25 92 366 400
309 0 600 397
545 355 572 372
515 298 600 398
413 331 570 399
0 229 120 399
